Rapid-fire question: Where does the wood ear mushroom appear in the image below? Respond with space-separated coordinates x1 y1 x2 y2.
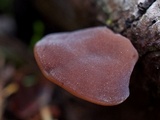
34 26 138 106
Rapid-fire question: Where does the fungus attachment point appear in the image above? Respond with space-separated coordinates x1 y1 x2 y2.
34 27 138 106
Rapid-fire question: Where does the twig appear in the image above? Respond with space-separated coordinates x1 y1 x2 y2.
40 105 58 120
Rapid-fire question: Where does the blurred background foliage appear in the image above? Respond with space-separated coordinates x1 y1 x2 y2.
0 0 14 13
0 0 100 47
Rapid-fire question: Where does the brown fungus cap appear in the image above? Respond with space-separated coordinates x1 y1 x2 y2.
34 26 138 106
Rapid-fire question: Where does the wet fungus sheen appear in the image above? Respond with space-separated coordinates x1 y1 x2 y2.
34 26 138 106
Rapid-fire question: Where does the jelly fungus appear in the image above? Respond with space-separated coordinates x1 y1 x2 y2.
34 27 138 106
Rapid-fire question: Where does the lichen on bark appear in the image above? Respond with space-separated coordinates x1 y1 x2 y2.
98 0 160 54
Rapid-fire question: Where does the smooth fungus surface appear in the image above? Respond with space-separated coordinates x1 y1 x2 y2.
34 26 138 106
